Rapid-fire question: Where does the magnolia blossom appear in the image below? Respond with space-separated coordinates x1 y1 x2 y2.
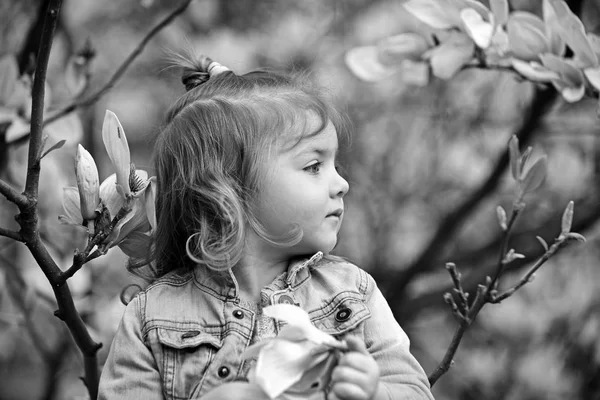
59 110 156 257
242 304 347 399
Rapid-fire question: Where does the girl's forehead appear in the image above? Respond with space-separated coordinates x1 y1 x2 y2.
277 114 336 153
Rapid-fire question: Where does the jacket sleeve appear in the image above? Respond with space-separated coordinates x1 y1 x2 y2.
361 270 434 400
98 292 164 400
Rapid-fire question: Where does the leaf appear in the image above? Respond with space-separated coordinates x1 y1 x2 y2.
542 0 566 55
403 0 460 29
344 46 396 82
508 135 520 180
490 0 509 26
496 205 507 231
460 8 494 48
427 32 475 79
0 55 18 105
549 0 597 67
519 146 533 176
536 235 549 251
40 139 66 159
520 155 547 193
377 33 431 65
561 200 574 234
506 12 550 61
511 59 560 82
118 231 151 258
565 232 586 242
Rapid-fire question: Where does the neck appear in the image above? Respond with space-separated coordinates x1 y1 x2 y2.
233 236 289 302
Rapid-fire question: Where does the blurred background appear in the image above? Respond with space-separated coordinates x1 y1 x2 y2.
1 0 599 399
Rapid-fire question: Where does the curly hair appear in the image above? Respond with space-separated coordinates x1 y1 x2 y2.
130 54 349 280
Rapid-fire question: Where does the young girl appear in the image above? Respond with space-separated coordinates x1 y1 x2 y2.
98 54 434 400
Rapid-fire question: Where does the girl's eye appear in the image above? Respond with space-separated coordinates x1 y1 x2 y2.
304 162 322 174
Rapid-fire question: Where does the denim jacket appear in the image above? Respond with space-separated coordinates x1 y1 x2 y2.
98 253 434 399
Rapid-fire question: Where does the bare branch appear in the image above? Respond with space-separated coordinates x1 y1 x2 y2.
43 0 193 126
491 239 570 303
383 86 557 302
0 178 29 208
0 226 24 241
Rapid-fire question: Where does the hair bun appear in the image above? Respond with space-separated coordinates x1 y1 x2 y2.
181 55 230 91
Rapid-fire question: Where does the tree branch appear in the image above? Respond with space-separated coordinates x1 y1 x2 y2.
0 226 24 241
0 178 29 208
43 0 193 126
382 85 558 302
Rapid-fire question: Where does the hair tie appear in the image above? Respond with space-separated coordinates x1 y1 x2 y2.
182 56 231 91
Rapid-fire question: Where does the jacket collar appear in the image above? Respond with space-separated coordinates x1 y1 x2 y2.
192 251 324 300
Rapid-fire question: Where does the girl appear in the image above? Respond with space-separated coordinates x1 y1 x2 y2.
98 54 434 400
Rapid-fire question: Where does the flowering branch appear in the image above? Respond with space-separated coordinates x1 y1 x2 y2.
427 139 585 386
43 0 193 126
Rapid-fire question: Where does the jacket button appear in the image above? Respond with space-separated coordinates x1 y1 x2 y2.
233 309 244 319
218 366 230 378
278 295 295 305
335 307 352 322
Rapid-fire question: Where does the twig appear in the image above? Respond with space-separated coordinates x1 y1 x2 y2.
43 0 193 126
0 226 24 241
0 178 29 208
384 86 557 302
491 239 569 303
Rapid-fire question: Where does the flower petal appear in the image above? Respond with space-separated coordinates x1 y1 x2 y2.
99 173 122 219
403 0 461 29
145 176 157 230
428 32 475 80
118 231 152 258
511 59 560 82
345 46 397 82
461 8 494 48
76 144 100 220
102 110 131 197
507 12 550 61
59 187 83 225
253 339 314 398
376 33 431 65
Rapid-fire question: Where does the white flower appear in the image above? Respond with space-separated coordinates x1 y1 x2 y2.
242 304 347 399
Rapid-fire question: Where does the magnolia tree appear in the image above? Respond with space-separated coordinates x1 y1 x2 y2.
0 0 593 398
345 0 589 387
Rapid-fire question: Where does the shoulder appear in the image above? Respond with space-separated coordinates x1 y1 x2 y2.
308 255 375 297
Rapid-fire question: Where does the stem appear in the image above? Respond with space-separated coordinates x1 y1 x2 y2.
0 178 29 208
42 0 193 126
0 226 24 241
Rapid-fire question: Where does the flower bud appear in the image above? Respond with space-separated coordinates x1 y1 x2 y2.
76 144 100 220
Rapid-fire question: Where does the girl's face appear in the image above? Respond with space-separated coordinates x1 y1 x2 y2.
253 116 349 256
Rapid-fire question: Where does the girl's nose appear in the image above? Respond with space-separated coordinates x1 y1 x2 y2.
332 170 349 198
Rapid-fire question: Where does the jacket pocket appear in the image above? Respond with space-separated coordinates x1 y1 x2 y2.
153 326 222 400
309 292 371 336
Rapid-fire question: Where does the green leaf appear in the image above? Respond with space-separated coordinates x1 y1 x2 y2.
508 135 520 180
521 155 547 193
490 0 509 26
403 0 461 29
519 146 533 176
506 12 550 61
566 232 586 242
561 200 574 234
427 32 475 79
549 0 597 67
